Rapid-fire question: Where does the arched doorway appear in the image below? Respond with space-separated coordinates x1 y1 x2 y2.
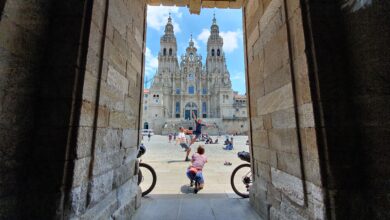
143 122 149 129
184 102 197 120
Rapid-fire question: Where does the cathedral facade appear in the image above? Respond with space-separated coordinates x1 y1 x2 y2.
142 15 248 135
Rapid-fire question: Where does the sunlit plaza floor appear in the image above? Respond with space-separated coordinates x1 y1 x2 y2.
132 135 262 220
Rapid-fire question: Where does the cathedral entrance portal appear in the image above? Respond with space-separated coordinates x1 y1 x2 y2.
184 102 198 120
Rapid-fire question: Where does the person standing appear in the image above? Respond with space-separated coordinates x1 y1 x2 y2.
177 127 191 161
148 132 151 142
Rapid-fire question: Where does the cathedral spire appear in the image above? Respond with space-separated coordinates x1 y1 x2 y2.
212 12 217 25
168 12 172 23
164 14 174 35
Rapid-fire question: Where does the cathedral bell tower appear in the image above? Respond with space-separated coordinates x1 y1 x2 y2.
158 14 179 76
206 14 230 87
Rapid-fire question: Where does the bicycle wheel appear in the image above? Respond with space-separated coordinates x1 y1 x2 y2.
230 163 252 198
138 163 157 197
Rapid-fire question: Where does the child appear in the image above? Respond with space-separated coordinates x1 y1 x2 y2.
186 145 207 193
177 127 191 161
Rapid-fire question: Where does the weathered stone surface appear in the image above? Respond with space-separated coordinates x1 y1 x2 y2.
271 168 304 206
109 111 137 129
70 183 88 216
122 129 138 148
268 128 299 154
256 83 294 116
95 128 122 155
72 157 91 187
298 103 315 128
271 107 296 129
113 161 136 188
107 65 129 96
92 151 123 176
88 171 114 205
80 191 118 220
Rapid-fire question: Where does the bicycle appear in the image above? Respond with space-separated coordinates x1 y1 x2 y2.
137 144 157 197
230 151 252 198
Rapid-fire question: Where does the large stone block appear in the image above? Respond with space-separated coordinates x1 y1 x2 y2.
109 111 137 129
271 107 296 129
72 157 91 187
88 170 114 205
92 150 123 176
298 103 315 128
107 65 129 96
271 168 304 206
268 128 299 154
122 129 138 148
256 83 294 116
263 27 289 78
99 82 125 111
70 182 88 216
277 151 302 178
113 161 136 188
95 128 122 155
265 64 291 94
80 190 118 220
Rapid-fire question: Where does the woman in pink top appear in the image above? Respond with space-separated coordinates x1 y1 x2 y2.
186 145 207 193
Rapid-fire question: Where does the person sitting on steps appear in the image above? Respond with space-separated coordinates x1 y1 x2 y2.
186 145 207 193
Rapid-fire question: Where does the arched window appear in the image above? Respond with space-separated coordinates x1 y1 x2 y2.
202 88 207 95
169 48 172 56
175 102 180 113
217 49 221 56
176 88 180 94
163 48 166 56
211 49 215 56
202 102 207 118
188 86 195 94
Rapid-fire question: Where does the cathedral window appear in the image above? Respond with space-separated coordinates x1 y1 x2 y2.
176 88 180 94
217 49 221 56
202 88 207 94
169 48 172 56
163 48 166 56
202 102 207 112
188 73 194 81
211 49 215 56
188 86 195 94
175 102 180 113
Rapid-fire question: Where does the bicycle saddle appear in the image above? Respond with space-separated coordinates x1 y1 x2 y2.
237 151 250 163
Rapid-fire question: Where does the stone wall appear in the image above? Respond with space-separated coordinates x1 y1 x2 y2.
244 0 325 219
66 0 146 218
0 0 146 218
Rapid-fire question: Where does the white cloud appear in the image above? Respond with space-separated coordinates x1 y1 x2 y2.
197 29 210 44
145 47 159 78
220 29 243 53
147 6 182 33
197 28 243 53
231 72 245 81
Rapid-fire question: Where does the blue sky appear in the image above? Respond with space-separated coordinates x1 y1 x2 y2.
145 6 246 94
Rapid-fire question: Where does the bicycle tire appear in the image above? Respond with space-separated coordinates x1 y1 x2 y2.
138 163 157 197
230 163 251 198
